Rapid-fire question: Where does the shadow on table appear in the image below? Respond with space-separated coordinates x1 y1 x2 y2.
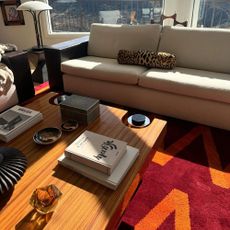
0 187 14 211
15 209 53 230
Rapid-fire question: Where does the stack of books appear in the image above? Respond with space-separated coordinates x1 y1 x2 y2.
58 130 139 190
0 105 43 142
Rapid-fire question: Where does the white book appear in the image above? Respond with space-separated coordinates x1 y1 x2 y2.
2 114 43 142
0 105 43 142
58 145 139 190
64 130 127 175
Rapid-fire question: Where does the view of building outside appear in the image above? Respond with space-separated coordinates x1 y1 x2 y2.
48 0 230 32
197 0 230 28
49 0 163 32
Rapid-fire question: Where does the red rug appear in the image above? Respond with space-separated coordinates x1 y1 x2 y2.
119 117 230 229
34 81 49 95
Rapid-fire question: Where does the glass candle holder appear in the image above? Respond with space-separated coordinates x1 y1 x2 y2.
29 184 62 215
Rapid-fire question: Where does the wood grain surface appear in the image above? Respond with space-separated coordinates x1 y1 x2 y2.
0 92 166 230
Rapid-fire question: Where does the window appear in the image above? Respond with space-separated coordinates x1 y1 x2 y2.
47 0 230 33
48 0 163 32
197 0 230 28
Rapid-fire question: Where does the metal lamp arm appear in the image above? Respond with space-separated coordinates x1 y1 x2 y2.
38 10 47 47
26 10 41 48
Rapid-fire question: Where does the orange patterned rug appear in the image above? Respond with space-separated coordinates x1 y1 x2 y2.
119 117 230 229
34 81 49 95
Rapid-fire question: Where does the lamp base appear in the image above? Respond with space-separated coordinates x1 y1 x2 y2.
32 45 49 51
32 46 44 51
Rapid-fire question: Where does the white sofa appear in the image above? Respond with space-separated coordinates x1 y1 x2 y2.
45 24 230 130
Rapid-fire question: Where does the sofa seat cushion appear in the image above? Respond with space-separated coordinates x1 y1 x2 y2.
61 56 148 85
139 67 230 104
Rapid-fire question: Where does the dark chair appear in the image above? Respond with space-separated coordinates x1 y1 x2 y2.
174 19 188 27
160 13 177 24
44 36 89 92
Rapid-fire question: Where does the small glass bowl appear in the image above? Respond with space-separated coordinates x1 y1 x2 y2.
33 127 62 145
29 184 62 215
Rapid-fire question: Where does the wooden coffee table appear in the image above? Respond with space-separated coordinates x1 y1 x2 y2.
0 92 166 229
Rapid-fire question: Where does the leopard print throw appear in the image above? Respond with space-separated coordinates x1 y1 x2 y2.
117 50 139 65
117 49 176 69
137 50 176 69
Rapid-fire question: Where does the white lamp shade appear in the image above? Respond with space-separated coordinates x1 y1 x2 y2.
17 1 52 11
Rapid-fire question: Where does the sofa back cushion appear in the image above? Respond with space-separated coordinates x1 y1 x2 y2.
88 23 162 59
158 26 230 74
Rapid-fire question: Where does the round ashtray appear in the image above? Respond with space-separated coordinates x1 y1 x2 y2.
61 120 79 132
33 127 62 145
127 114 150 128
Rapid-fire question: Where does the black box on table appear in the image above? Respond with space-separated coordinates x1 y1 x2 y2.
60 94 100 124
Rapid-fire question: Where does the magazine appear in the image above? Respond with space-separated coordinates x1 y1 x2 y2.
64 130 127 175
0 105 43 142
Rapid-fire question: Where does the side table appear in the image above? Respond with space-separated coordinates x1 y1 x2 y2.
27 49 48 83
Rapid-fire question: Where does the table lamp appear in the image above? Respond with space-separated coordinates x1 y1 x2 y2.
17 1 52 50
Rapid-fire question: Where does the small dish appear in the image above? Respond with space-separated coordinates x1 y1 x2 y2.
61 120 79 132
33 127 62 145
127 114 150 128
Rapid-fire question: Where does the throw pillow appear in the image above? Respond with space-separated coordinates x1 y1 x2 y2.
117 50 139 65
137 50 176 69
155 52 176 69
137 50 158 67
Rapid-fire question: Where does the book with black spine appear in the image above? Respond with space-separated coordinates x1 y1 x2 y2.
64 130 127 175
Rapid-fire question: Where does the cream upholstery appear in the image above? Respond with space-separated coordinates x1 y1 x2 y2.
140 67 230 104
61 56 147 85
158 26 230 74
63 75 230 131
59 24 230 130
88 23 162 59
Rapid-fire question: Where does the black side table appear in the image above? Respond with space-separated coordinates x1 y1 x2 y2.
28 49 47 84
